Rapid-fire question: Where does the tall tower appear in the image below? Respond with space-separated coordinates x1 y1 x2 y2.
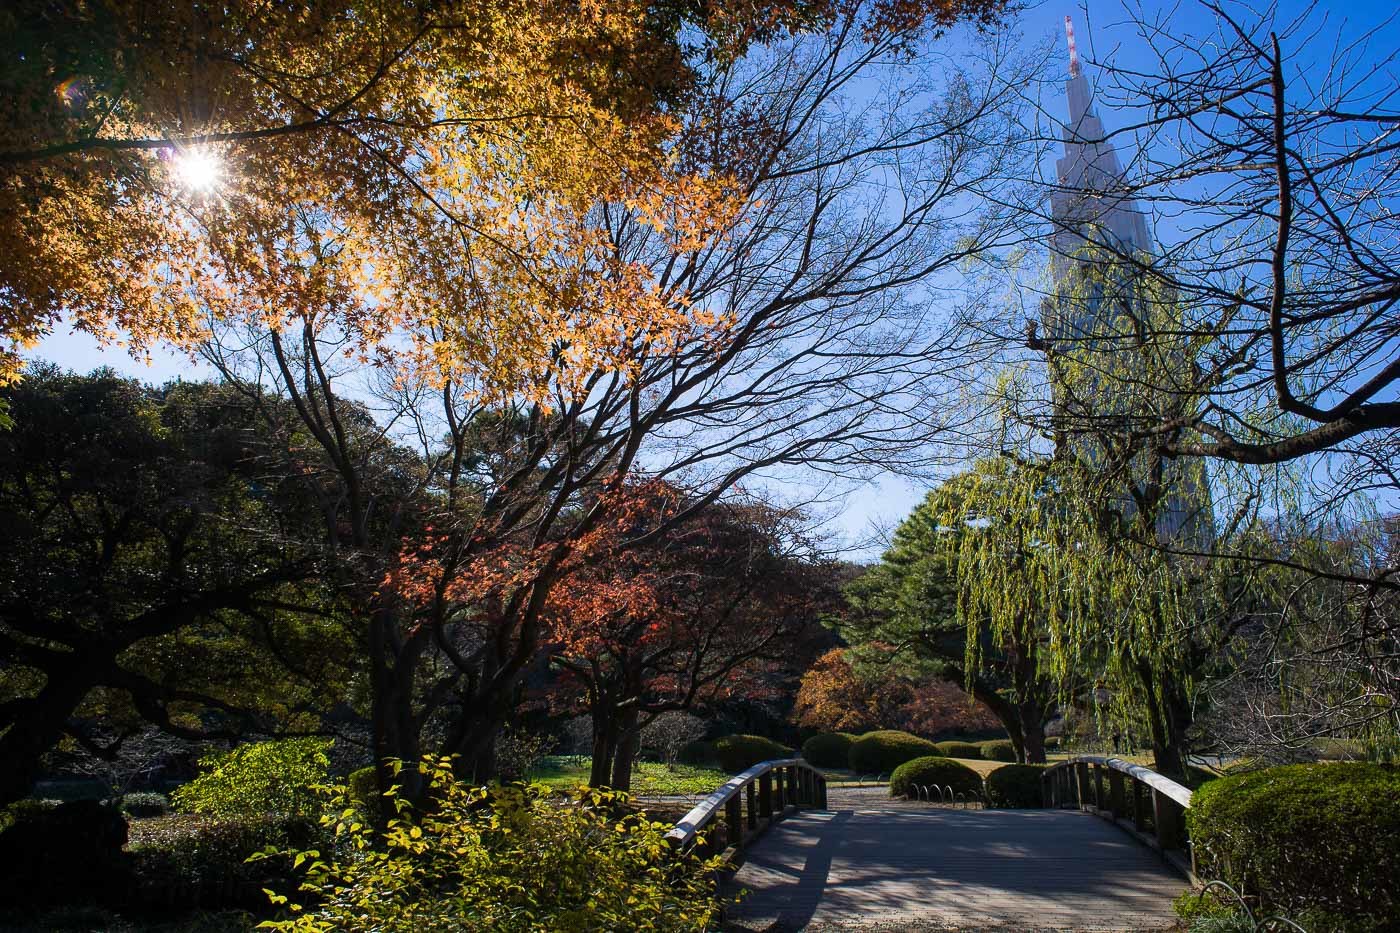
1049 16 1151 278
1045 18 1211 545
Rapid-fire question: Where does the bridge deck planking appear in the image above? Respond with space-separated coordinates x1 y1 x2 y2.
724 800 1188 931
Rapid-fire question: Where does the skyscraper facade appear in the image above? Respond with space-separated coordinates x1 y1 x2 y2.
1044 18 1211 546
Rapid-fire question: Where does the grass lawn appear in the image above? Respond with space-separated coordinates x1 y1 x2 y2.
527 756 731 796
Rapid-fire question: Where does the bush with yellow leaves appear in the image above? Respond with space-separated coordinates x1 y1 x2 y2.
254 757 724 932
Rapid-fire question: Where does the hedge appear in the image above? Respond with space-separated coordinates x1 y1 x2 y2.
801 733 857 769
713 735 791 773
124 813 323 913
981 740 1018 762
984 764 1045 808
889 757 982 799
1188 762 1400 932
934 741 984 760
677 739 715 766
0 799 128 905
848 731 942 775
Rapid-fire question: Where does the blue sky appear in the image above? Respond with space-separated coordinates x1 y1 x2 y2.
24 0 1398 561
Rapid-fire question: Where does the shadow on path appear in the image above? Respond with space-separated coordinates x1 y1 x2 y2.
724 806 1187 932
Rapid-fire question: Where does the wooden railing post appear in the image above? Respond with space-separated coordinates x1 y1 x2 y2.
774 766 786 811
746 781 758 830
787 765 799 806
1153 789 1183 851
818 774 828 808
1109 768 1125 818
759 772 773 823
726 793 744 850
1132 778 1146 832
1075 761 1090 808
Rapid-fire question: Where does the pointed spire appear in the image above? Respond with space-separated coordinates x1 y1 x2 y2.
1065 16 1081 78
1051 20 1153 272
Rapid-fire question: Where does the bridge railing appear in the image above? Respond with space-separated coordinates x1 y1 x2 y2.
665 757 827 856
1042 755 1195 880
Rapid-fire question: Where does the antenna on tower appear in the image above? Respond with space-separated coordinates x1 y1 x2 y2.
1065 15 1081 78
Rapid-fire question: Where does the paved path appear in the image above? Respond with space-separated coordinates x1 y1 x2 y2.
724 790 1188 931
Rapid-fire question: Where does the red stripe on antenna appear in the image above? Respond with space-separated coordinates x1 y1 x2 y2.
1065 16 1081 77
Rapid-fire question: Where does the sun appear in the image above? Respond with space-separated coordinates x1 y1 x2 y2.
172 149 222 192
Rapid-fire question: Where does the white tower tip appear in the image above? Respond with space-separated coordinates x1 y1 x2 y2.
1065 16 1081 78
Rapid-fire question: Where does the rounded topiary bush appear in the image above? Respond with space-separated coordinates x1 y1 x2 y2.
121 792 170 818
677 738 715 766
801 732 857 769
934 741 984 760
890 757 982 799
713 735 791 773
981 740 1018 762
984 764 1045 808
1188 762 1400 931
847 730 942 775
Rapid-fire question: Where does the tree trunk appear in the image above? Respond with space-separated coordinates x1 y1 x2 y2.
933 664 1027 761
369 606 424 807
1158 672 1193 780
1009 642 1051 764
0 658 100 807
1016 697 1048 764
590 703 620 787
1137 662 1189 779
610 708 640 792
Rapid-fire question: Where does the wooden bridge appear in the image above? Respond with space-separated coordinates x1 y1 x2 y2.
666 757 1195 931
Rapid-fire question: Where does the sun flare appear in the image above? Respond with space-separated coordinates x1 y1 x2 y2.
172 149 221 192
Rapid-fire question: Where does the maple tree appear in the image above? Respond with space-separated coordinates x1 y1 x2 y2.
792 648 998 738
542 484 837 790
188 0 1023 800
0 0 1003 394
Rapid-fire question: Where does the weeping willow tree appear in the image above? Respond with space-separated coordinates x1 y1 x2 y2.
938 244 1237 777
843 472 1060 763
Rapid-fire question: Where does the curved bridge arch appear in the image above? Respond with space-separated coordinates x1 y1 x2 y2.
678 757 1193 931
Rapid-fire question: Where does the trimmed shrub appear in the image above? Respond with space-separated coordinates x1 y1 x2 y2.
889 757 982 799
0 799 128 905
981 740 1018 762
713 735 791 773
677 739 715 766
801 732 857 769
934 741 984 760
847 730 941 775
124 812 322 912
1188 762 1400 931
171 737 331 818
121 792 170 818
984 764 1045 808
